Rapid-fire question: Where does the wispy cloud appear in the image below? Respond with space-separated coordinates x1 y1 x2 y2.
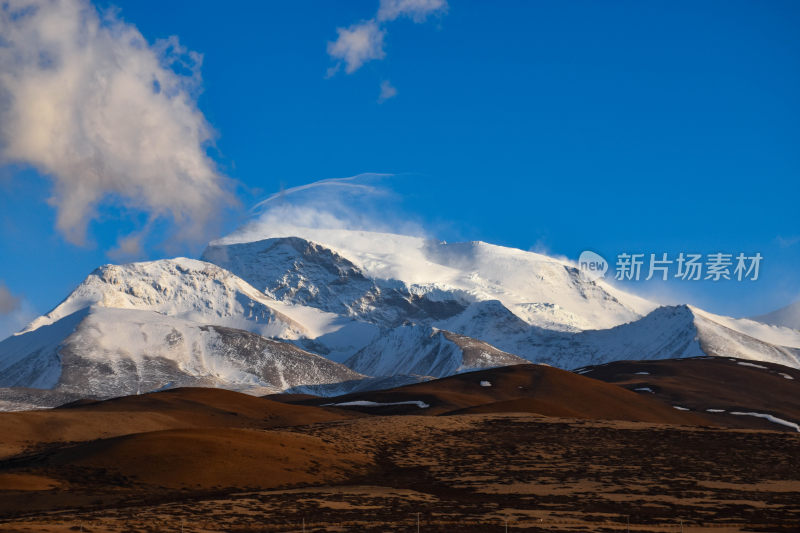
326 0 447 80
378 80 398 103
106 232 147 262
0 0 236 250
377 0 448 22
0 282 34 340
220 173 428 245
0 282 20 315
251 174 387 213
776 235 800 248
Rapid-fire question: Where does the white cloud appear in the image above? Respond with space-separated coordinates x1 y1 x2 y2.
326 0 447 76
106 232 146 262
377 0 448 22
326 20 386 75
378 80 398 103
0 0 235 248
251 175 385 212
0 282 34 340
0 282 20 315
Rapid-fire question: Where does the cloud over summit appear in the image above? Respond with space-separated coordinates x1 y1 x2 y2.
0 0 235 248
218 173 428 246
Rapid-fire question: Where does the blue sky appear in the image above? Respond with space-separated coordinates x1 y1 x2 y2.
0 0 798 334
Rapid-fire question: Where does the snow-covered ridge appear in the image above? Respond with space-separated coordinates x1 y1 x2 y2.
206 229 655 332
694 306 800 349
691 308 800 368
206 229 800 370
0 305 364 397
22 258 308 339
202 237 475 331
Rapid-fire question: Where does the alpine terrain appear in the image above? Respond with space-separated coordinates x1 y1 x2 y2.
1 224 799 408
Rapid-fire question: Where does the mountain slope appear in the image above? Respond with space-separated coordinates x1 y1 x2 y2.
0 306 364 399
298 364 710 425
0 387 360 460
581 357 800 432
344 325 528 377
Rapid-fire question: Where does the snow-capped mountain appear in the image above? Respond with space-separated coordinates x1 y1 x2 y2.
751 301 800 330
22 258 305 339
565 305 800 370
0 306 363 397
202 237 472 329
2 224 800 409
204 228 800 370
207 229 656 332
0 259 365 400
342 302 799 373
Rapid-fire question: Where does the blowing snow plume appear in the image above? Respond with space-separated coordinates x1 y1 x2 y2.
0 0 235 249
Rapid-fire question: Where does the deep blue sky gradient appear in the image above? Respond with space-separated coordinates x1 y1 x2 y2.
1 0 798 320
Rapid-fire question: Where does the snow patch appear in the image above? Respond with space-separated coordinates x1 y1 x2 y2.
729 411 800 432
323 400 430 409
737 361 768 370
480 380 492 387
